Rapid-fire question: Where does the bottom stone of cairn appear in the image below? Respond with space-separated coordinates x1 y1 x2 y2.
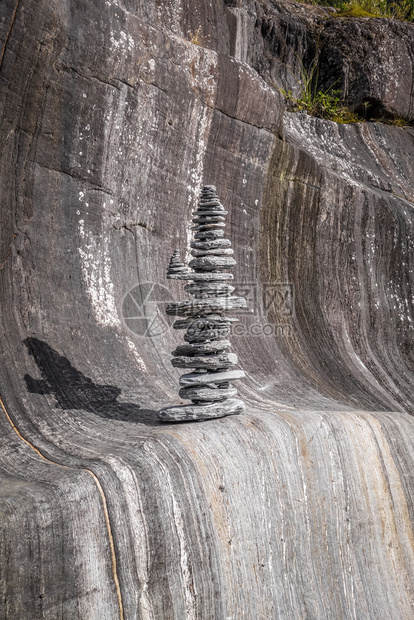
158 398 245 422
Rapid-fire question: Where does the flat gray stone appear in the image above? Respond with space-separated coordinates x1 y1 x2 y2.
173 316 237 329
178 385 238 401
171 352 238 369
184 282 235 296
189 256 237 271
158 398 245 422
184 327 231 342
173 340 231 355
190 248 234 257
167 272 233 281
194 230 225 239
197 200 223 207
193 215 226 222
192 223 226 231
179 369 246 386
191 239 231 249
197 209 226 215
166 296 247 316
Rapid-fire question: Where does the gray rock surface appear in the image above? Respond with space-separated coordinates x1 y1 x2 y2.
317 17 414 119
0 0 414 617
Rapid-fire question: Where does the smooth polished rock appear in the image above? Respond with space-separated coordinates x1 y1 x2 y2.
157 398 245 421
5 1 414 615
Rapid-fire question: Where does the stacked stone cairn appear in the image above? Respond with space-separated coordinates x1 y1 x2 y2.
158 185 247 422
166 249 188 277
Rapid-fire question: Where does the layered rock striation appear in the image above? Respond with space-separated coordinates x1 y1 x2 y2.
159 185 246 421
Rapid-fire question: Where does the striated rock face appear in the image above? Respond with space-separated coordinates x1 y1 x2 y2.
0 0 414 618
317 17 414 119
223 0 414 121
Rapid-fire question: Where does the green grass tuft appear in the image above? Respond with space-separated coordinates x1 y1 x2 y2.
279 56 362 123
336 5 377 16
297 0 414 21
282 88 362 123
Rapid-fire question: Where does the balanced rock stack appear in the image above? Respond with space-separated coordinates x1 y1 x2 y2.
158 185 247 422
166 249 188 278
